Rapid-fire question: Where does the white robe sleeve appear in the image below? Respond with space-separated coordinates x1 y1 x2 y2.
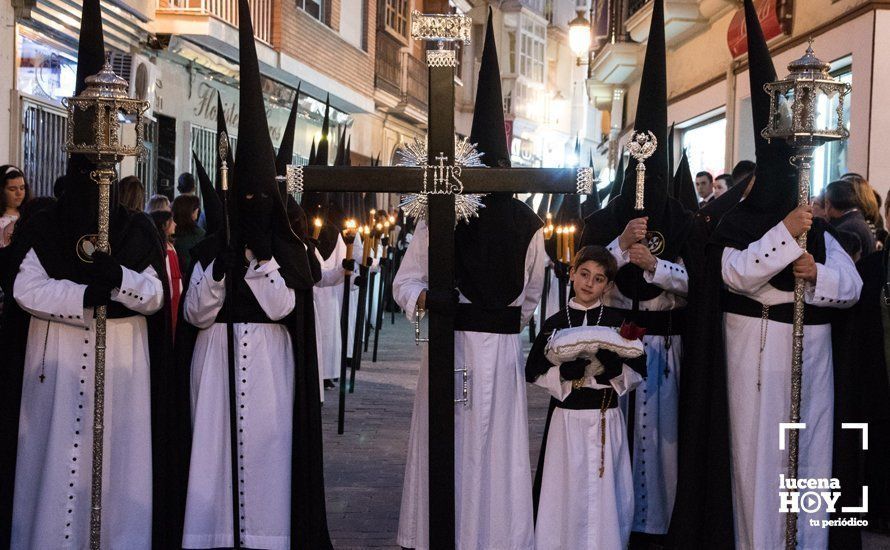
244 257 296 321
13 248 90 327
606 237 629 268
534 366 573 401
393 221 429 322
607 365 645 396
534 363 644 401
722 221 804 295
804 231 862 308
110 264 164 315
183 260 226 329
520 229 546 326
642 257 689 297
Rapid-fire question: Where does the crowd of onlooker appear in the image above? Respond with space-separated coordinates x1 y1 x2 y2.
0 168 212 330
692 165 884 263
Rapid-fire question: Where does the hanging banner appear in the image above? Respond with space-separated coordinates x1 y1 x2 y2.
727 0 793 58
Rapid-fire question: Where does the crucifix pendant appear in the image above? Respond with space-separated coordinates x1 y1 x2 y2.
39 373 46 383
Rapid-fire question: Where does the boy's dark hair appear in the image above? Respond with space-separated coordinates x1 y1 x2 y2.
695 171 713 183
572 245 618 281
177 172 196 194
716 173 734 188
825 179 858 211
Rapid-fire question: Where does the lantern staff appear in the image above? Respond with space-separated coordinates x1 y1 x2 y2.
63 59 149 550
761 39 851 550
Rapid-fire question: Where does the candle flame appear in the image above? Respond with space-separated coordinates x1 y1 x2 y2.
313 217 322 228
388 215 396 223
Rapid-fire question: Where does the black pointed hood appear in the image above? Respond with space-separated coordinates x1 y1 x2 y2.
60 0 120 240
312 96 331 166
276 85 301 177
193 152 224 235
673 150 699 211
580 0 691 301
667 122 676 185
470 8 510 168
308 138 316 165
555 193 582 227
711 0 798 251
455 7 542 308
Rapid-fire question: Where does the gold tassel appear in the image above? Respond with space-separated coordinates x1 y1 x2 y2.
599 389 614 478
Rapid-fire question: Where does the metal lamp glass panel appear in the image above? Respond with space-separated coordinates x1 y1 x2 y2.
568 13 592 58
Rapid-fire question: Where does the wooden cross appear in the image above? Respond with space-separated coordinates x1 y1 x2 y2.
293 11 592 549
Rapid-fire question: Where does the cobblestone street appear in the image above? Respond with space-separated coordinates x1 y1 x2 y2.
320 316 890 549
321 316 550 549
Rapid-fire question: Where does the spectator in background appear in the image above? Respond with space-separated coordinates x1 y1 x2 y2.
0 165 29 248
150 209 181 334
835 229 863 263
874 191 887 248
147 194 171 213
713 173 734 198
812 193 828 220
177 171 208 230
172 193 204 275
694 171 714 207
119 175 145 212
824 178 876 256
177 172 196 195
842 172 882 236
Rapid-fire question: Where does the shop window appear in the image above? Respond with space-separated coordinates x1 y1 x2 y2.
680 115 727 180
16 28 77 105
297 0 324 22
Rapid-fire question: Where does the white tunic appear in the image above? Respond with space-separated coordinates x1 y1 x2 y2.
533 299 643 550
603 237 688 535
181 256 297 550
394 220 546 550
12 248 163 550
721 222 861 550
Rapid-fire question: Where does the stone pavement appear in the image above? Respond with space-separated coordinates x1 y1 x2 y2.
320 316 550 549
320 316 890 549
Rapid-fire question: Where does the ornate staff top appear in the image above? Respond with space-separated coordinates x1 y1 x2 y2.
626 131 657 211
411 10 472 67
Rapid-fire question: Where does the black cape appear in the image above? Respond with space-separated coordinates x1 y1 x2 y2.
843 249 890 529
173 232 333 549
667 223 862 550
0 205 190 549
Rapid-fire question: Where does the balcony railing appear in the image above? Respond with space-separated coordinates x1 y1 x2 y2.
375 31 402 97
157 0 273 43
405 53 428 110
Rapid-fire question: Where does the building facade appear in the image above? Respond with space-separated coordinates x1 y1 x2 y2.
586 0 890 198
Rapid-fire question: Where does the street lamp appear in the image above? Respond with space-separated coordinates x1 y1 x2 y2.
568 10 592 62
760 39 850 550
62 58 149 550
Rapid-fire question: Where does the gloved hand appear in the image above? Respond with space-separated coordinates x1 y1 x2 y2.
381 236 390 247
353 275 366 288
553 260 569 280
89 251 123 289
424 288 459 316
212 247 237 281
559 358 590 381
594 349 624 385
342 258 356 272
83 284 112 307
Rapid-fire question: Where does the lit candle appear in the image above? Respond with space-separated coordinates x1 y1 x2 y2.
312 217 322 240
556 226 564 263
344 219 357 272
369 208 377 226
567 225 576 263
361 226 371 265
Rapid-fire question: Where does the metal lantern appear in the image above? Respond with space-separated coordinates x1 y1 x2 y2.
762 40 850 147
760 40 851 550
62 58 149 550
